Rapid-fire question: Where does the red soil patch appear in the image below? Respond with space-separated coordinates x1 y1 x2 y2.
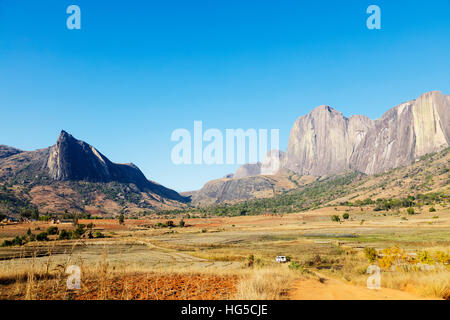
1 273 238 300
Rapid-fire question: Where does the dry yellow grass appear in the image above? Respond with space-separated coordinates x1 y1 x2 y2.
234 266 299 300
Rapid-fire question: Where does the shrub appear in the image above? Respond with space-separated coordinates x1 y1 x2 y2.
118 214 125 225
73 224 86 238
1 240 13 247
58 229 71 240
417 250 434 265
247 254 255 268
288 261 301 270
179 219 185 227
94 231 104 238
331 215 340 222
435 251 450 265
407 207 415 215
36 232 49 241
46 226 59 235
12 236 24 246
342 213 350 220
429 207 436 212
364 247 378 263
166 220 174 227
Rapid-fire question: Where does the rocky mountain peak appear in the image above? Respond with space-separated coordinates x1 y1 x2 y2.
44 131 189 202
285 91 449 176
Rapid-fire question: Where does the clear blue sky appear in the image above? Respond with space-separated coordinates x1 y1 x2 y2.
0 0 449 191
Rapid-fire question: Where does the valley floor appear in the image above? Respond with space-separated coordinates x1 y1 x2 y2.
0 204 449 300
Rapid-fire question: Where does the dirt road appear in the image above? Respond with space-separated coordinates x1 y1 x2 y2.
289 274 439 300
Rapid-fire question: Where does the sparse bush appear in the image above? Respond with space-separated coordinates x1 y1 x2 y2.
1 239 13 247
166 220 174 227
343 213 349 220
73 224 86 238
364 247 378 263
407 207 415 215
247 254 255 268
429 207 436 212
58 229 71 240
94 230 104 238
435 251 450 265
417 251 434 265
288 261 301 270
36 232 49 241
46 226 59 235
331 215 340 222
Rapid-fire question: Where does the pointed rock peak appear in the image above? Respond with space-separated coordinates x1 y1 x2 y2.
57 130 76 143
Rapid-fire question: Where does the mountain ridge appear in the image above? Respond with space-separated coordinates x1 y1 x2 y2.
0 130 189 215
192 91 449 204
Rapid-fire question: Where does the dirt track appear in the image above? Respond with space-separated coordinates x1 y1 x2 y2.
288 274 439 300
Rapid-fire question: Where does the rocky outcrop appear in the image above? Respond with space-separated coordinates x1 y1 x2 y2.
233 162 262 179
285 91 449 176
0 130 189 206
350 91 449 174
191 91 449 205
233 150 286 178
46 131 188 202
190 172 304 205
191 175 277 204
284 106 374 175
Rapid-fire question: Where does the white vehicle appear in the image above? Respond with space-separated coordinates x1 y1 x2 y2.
275 256 287 263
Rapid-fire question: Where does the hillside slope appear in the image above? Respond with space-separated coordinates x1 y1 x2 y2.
0 131 189 216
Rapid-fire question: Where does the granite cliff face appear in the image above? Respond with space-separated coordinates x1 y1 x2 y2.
285 91 449 176
284 106 373 175
192 91 449 205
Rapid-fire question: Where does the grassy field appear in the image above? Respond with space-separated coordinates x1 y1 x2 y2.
0 202 449 300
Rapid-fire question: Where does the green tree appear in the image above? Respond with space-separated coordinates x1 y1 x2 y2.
46 226 59 235
58 229 71 240
36 232 49 241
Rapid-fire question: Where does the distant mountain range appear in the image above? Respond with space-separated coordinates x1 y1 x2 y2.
191 91 450 204
1 91 448 213
0 131 189 216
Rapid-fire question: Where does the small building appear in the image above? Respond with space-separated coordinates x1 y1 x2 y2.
1 216 19 224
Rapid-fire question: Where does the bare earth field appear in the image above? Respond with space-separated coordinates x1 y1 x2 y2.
0 205 449 300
